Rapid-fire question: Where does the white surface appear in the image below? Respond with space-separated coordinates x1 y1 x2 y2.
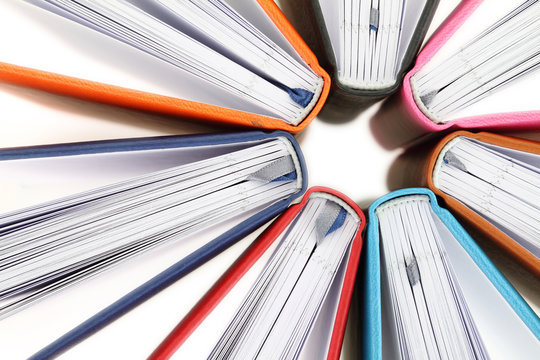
0 0 538 359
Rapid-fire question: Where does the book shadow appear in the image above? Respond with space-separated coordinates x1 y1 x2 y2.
0 83 233 136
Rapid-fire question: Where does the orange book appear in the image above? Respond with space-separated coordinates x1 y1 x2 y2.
0 1 330 132
425 131 540 277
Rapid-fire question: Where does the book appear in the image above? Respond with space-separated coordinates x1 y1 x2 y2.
0 131 307 359
372 0 540 148
364 188 540 360
304 0 439 108
422 131 540 277
386 131 540 276
0 0 330 132
146 187 365 360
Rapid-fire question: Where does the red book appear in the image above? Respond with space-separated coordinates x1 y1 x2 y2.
149 187 365 360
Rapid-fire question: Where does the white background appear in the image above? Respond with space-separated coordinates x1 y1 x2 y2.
0 0 538 359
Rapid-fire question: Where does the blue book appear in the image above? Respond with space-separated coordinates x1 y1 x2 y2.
364 188 540 360
0 131 306 359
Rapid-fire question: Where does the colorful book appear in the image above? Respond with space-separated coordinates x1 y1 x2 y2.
364 188 540 359
145 188 363 360
0 131 306 359
305 0 439 108
373 0 540 147
422 131 540 277
0 0 330 132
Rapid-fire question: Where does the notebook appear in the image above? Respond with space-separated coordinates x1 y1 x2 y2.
423 131 540 278
143 187 365 360
0 131 307 359
305 0 438 107
373 0 540 147
364 188 540 360
0 0 330 132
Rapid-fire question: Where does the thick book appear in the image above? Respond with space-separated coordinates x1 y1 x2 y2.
147 187 365 360
0 131 307 359
304 0 439 108
0 1 330 132
373 0 540 148
423 131 540 278
364 188 540 360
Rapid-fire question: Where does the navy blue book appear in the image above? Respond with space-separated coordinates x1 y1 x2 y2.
0 131 306 359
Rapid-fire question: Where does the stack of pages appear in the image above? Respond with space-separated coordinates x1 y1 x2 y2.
366 189 540 359
373 0 540 147
308 0 437 99
208 195 359 359
377 196 489 359
150 189 365 360
427 132 540 277
0 133 304 320
435 137 540 258
412 0 540 124
0 0 328 130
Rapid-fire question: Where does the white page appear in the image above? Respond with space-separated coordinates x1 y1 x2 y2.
396 0 427 71
0 212 269 360
481 140 540 168
29 0 309 122
0 139 283 213
299 246 351 360
152 0 319 92
201 194 360 360
0 1 277 120
318 0 342 66
224 0 309 68
432 211 540 359
380 250 401 360
171 194 360 360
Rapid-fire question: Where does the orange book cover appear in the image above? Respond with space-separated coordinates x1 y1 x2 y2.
0 1 329 133
426 131 540 277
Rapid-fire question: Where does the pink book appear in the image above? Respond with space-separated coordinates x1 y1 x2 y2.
373 0 540 148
